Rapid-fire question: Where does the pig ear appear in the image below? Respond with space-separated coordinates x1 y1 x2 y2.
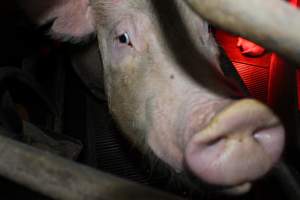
19 0 95 42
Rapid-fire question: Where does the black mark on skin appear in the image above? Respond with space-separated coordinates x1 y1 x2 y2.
170 74 175 79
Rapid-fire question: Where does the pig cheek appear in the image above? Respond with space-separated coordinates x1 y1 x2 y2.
106 60 154 147
146 96 185 172
106 38 157 145
143 77 200 171
108 84 149 148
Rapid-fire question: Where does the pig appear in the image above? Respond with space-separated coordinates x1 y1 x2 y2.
19 0 285 194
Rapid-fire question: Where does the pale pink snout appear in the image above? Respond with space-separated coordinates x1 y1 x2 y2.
185 99 285 186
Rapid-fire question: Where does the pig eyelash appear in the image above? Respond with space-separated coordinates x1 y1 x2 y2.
117 32 133 47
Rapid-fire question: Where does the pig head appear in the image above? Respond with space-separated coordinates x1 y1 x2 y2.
19 0 285 193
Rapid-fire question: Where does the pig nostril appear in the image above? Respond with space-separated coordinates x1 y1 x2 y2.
253 132 262 143
252 128 267 144
206 136 224 146
252 125 281 144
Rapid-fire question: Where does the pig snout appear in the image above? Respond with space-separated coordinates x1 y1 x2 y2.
185 99 285 186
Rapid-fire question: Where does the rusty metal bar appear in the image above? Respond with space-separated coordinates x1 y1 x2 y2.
0 132 183 200
183 0 300 65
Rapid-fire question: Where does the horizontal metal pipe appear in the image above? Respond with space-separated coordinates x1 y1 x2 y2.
0 133 183 200
184 0 300 65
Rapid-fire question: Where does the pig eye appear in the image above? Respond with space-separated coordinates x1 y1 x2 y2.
117 32 132 46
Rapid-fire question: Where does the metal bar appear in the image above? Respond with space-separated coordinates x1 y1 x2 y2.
0 132 183 200
183 0 300 65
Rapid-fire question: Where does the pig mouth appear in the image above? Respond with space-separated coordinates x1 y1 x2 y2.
183 99 285 189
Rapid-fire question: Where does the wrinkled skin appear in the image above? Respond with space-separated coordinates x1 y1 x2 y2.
21 0 285 194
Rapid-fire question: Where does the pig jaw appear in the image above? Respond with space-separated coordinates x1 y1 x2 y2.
148 98 285 192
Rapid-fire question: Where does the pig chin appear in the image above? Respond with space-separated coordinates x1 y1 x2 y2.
149 98 285 194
